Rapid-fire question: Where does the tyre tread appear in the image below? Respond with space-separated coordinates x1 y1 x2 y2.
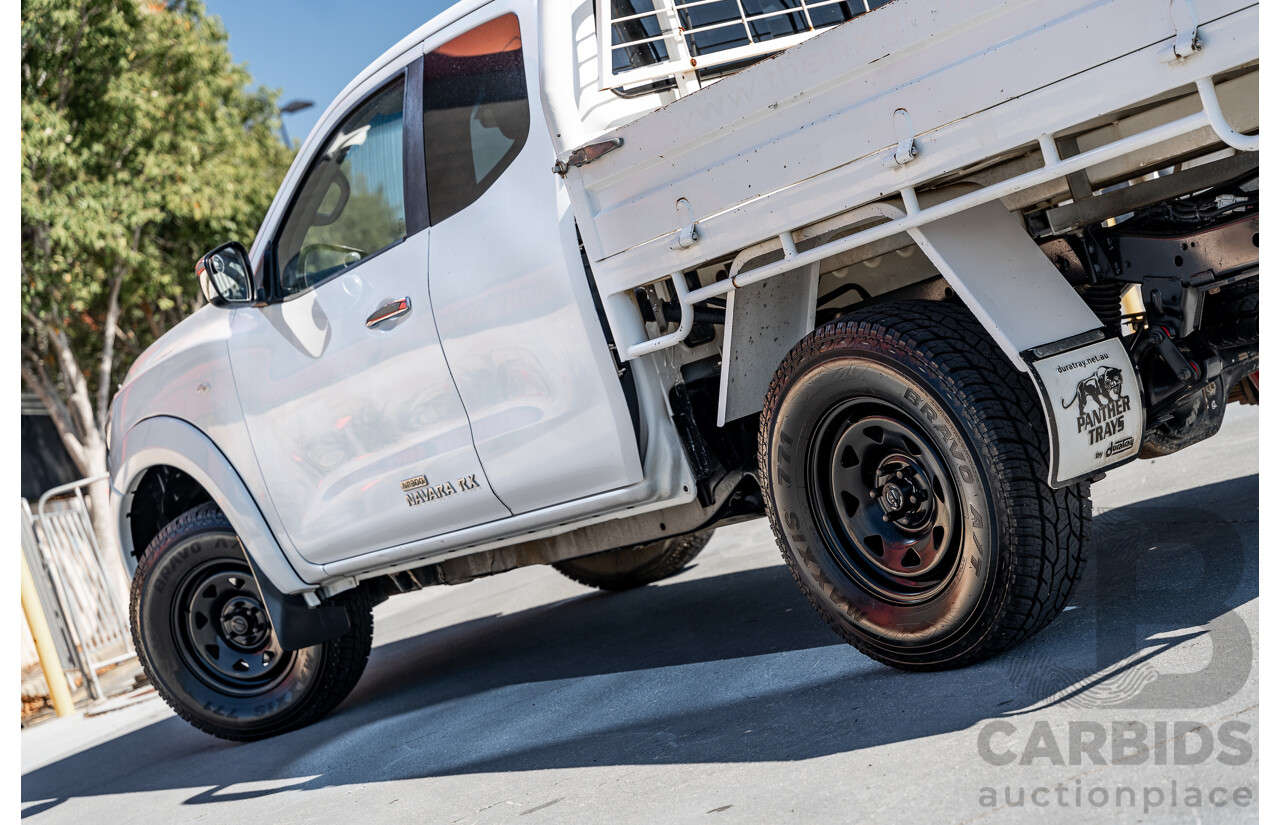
130 503 373 740
759 300 1091 670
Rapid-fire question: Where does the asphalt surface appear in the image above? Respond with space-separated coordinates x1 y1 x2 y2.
21 406 1259 824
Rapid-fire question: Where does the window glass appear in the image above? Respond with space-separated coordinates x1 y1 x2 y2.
276 78 406 295
423 14 530 224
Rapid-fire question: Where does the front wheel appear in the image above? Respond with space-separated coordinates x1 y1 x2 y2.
130 503 373 740
760 300 1091 670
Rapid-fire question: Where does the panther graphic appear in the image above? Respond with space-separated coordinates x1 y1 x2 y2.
1061 366 1124 415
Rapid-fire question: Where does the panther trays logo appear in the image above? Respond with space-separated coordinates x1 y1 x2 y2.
1062 366 1131 446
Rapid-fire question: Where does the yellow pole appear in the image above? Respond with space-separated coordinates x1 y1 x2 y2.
21 551 75 717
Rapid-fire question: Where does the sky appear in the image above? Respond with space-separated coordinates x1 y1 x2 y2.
207 0 457 148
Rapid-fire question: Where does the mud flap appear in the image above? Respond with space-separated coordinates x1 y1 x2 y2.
1025 336 1144 487
242 545 351 650
909 198 1145 489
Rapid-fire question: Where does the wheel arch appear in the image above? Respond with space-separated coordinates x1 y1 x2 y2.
717 194 1141 487
716 238 947 427
112 415 311 595
126 464 214 568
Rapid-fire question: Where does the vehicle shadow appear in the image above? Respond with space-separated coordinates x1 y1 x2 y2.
21 474 1257 816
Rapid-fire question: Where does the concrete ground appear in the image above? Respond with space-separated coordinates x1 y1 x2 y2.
21 407 1258 824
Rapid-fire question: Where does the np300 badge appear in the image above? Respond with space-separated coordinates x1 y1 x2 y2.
400 475 429 492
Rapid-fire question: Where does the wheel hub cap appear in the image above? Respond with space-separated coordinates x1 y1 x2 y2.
219 597 270 649
871 458 933 531
880 482 904 512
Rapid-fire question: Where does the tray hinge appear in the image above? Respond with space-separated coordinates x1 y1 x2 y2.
1159 0 1202 63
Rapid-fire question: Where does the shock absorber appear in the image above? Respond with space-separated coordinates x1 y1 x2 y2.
1078 281 1126 336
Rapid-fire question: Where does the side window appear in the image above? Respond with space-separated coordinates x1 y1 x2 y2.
423 13 530 224
276 78 406 296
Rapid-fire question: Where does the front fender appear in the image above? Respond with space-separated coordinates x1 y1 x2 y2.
112 416 354 650
111 415 311 595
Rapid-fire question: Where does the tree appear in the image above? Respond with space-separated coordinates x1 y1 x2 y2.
21 0 293 593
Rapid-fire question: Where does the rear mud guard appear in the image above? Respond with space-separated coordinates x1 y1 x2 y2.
908 199 1144 486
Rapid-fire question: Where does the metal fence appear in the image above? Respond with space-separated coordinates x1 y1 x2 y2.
21 475 135 701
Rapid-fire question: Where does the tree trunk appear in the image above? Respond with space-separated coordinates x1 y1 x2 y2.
96 265 126 430
83 439 132 604
22 313 132 605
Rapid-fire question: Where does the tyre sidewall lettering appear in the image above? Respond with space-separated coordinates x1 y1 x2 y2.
768 351 999 654
136 524 325 729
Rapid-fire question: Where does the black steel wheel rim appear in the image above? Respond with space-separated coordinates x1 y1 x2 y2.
172 559 294 696
806 399 963 604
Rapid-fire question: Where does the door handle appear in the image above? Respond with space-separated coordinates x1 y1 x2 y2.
366 297 411 329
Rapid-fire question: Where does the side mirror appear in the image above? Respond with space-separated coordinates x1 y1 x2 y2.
196 241 257 307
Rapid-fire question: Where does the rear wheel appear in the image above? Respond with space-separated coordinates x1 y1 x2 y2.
130 503 372 740
553 530 713 591
760 300 1090 670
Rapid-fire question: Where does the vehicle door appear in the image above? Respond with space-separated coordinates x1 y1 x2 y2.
226 66 511 567
421 8 644 515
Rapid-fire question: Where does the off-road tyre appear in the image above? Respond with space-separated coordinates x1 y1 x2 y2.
760 300 1091 670
553 529 713 591
130 503 373 740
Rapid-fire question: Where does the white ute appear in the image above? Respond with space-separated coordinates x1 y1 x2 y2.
109 0 1259 739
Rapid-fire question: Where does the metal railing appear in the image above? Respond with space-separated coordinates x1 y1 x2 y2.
600 0 881 92
21 474 135 701
624 76 1260 359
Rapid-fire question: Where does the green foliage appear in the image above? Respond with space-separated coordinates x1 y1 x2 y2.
21 0 293 413
303 191 404 262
